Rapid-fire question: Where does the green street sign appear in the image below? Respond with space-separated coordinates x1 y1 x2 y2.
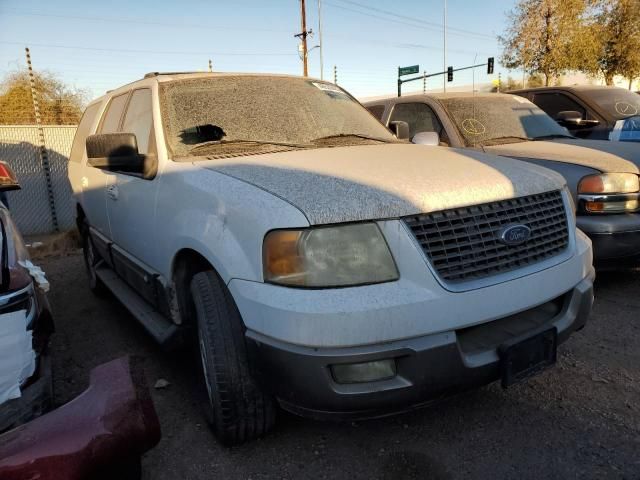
398 65 419 76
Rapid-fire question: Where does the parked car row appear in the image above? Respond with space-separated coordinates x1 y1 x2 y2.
364 92 640 269
65 72 607 446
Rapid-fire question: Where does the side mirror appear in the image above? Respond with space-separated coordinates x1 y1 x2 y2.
0 162 20 192
412 131 440 146
86 133 145 174
556 111 599 128
389 121 410 140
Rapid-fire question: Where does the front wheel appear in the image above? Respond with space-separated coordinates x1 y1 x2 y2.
190 270 276 445
81 226 107 296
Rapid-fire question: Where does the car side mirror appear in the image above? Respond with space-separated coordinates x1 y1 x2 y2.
0 162 20 192
412 131 440 146
86 133 145 174
389 121 410 140
556 111 599 128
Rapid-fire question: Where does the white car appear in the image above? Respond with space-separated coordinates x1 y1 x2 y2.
68 73 594 445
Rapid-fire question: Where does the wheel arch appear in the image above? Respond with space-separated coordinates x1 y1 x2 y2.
171 248 220 327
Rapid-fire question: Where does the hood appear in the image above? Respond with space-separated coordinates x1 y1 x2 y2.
198 144 565 225
484 140 639 174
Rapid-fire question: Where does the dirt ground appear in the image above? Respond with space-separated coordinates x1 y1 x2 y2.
42 252 639 480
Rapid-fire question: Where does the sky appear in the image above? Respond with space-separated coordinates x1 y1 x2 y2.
0 0 516 101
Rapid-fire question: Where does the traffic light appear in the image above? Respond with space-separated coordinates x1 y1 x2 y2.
447 66 453 82
487 57 494 75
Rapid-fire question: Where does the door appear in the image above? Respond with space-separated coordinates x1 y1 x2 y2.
104 88 161 304
81 93 129 250
532 92 605 139
387 102 449 145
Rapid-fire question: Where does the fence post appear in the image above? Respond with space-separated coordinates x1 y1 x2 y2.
25 47 59 232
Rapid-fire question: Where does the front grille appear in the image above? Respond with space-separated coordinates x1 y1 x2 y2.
404 190 569 282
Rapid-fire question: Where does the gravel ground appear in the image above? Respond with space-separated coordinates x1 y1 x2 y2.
43 253 640 480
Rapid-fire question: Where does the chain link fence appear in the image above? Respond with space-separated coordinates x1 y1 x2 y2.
0 125 77 235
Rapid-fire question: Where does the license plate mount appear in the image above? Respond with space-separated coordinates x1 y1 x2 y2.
499 327 557 388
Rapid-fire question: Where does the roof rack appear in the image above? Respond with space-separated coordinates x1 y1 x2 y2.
143 71 209 78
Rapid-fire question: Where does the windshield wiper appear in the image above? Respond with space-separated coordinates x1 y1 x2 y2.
311 133 393 143
531 134 574 140
189 139 307 154
478 136 531 146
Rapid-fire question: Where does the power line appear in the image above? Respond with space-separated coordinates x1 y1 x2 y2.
324 0 495 40
0 41 297 57
0 10 291 34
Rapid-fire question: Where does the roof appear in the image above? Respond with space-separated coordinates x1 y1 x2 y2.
147 71 321 83
364 92 515 104
508 85 624 94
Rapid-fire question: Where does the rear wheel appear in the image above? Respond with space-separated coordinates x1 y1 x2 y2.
190 270 276 445
81 225 107 295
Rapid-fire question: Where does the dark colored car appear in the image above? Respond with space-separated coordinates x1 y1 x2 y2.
0 356 161 480
0 162 54 432
509 85 640 142
364 92 640 269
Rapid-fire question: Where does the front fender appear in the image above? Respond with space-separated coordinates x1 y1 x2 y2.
504 156 601 204
155 165 309 284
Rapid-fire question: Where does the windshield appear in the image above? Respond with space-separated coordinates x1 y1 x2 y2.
439 95 571 147
159 76 398 157
584 88 640 120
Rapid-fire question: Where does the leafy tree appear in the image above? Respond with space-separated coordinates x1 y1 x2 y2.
500 0 597 86
588 0 640 87
0 70 87 125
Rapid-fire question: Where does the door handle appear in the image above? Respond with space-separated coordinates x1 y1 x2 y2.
107 184 119 201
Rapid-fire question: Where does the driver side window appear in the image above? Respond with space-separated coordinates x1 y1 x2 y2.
389 102 448 143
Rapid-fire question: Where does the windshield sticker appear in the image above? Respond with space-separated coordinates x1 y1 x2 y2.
312 82 349 98
461 118 486 135
615 101 638 116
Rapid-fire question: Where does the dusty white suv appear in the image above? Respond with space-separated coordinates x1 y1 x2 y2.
68 73 594 445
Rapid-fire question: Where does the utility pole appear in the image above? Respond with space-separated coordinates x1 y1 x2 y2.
423 71 426 93
333 65 337 84
443 0 447 92
208 59 213 72
318 0 324 80
296 0 309 77
25 47 59 232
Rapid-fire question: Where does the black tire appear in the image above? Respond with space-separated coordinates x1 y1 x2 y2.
190 270 276 445
81 225 107 296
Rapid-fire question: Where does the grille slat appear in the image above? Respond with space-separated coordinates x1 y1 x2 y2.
404 190 569 282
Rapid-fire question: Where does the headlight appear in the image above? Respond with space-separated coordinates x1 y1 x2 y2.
0 207 31 293
263 223 398 287
578 173 639 194
578 173 640 213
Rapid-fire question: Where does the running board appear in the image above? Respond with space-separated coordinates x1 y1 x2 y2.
95 266 180 349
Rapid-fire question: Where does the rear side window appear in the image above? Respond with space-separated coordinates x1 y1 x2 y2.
99 93 129 133
366 105 385 121
532 93 586 119
389 102 445 140
121 89 153 154
69 103 101 163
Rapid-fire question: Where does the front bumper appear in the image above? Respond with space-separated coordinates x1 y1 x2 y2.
246 272 594 420
577 214 640 268
0 355 53 432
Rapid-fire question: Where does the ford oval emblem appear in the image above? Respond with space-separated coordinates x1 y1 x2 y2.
498 224 531 246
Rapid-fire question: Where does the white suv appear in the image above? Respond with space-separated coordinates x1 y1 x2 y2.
68 73 594 445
